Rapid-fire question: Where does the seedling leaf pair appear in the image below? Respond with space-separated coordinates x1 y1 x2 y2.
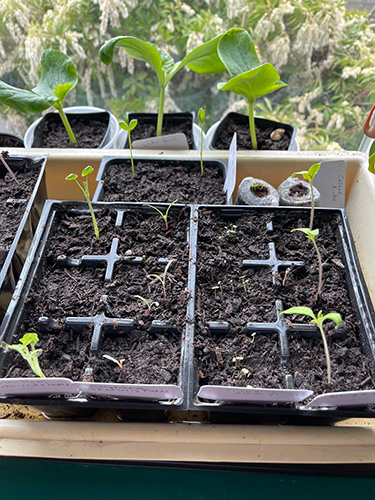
65 166 99 238
281 307 342 384
120 116 138 176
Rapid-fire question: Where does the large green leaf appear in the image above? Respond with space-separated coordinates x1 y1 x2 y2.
33 49 77 102
281 306 316 320
99 36 166 87
322 313 342 325
0 81 54 113
217 63 286 102
181 33 227 77
217 28 260 78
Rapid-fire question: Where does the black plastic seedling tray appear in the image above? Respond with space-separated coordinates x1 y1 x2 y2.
0 155 47 320
93 155 235 205
0 202 375 423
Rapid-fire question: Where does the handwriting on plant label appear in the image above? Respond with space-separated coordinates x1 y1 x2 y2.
306 390 375 408
133 133 189 150
78 382 183 400
314 160 346 208
198 385 313 403
0 377 79 396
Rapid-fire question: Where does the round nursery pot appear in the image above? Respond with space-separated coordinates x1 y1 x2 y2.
24 106 120 149
116 111 204 150
206 112 299 151
0 132 24 148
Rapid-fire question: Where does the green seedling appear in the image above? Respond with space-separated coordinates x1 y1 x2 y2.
0 49 78 143
291 163 321 230
119 116 138 176
280 307 342 384
292 228 323 296
237 368 250 380
219 223 238 241
99 34 226 137
214 28 286 150
134 295 159 316
65 166 99 238
103 354 125 372
229 280 234 293
232 355 244 367
211 285 220 299
1 333 45 378
146 199 178 231
149 259 175 299
239 276 250 294
198 107 206 174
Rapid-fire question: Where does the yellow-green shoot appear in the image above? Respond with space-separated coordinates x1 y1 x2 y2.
198 107 206 174
65 166 99 238
1 333 45 378
103 354 125 372
280 307 342 384
134 295 159 316
149 259 175 299
292 228 322 296
291 163 321 230
146 199 178 231
119 116 138 176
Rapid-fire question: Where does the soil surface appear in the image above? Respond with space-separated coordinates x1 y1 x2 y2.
34 116 108 148
0 136 24 148
1 205 189 384
127 114 194 149
0 158 39 268
213 115 292 150
194 208 374 397
101 160 226 204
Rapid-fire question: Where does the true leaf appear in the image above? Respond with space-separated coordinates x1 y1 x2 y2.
281 306 316 320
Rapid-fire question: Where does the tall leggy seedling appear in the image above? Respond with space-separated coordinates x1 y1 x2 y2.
291 228 323 297
119 116 138 176
65 166 99 238
281 307 342 384
198 107 206 174
291 163 321 230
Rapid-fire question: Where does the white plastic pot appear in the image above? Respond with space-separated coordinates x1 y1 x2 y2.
24 106 121 149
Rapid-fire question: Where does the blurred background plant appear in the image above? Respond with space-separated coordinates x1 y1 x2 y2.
0 0 374 150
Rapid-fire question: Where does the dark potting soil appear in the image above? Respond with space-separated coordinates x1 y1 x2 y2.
36 116 107 148
1 205 189 383
0 164 39 268
0 136 24 148
195 208 374 396
101 160 226 204
213 115 291 150
128 115 194 149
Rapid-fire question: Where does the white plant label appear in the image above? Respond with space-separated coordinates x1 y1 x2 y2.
78 381 183 400
224 132 237 199
133 133 189 150
314 160 346 208
198 385 313 404
0 378 80 397
306 390 375 408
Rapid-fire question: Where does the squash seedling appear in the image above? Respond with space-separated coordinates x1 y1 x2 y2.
280 307 342 384
0 49 78 143
363 104 375 174
146 199 178 231
1 333 45 378
291 163 321 230
148 259 175 299
134 295 159 316
119 116 138 176
65 166 99 238
212 28 286 150
103 354 125 372
291 228 323 297
99 34 226 137
198 107 206 174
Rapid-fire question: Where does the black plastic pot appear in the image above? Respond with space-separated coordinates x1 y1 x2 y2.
0 133 24 148
118 112 200 150
93 156 235 205
1 202 374 423
0 155 47 321
206 112 298 151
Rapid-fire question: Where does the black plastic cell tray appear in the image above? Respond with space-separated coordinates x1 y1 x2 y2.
1 202 375 423
0 155 47 320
